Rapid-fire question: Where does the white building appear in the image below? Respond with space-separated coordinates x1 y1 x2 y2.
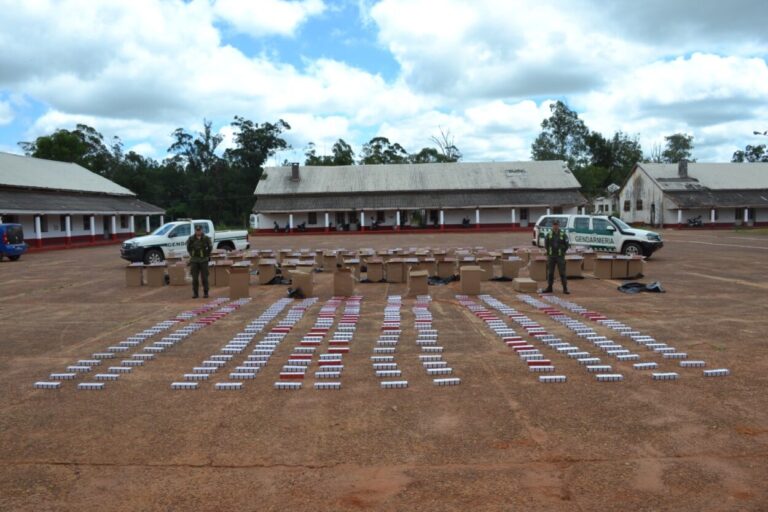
252 161 586 233
619 160 768 227
591 183 620 214
0 152 165 248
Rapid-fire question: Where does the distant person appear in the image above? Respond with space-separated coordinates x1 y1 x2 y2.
186 224 213 299
543 219 569 294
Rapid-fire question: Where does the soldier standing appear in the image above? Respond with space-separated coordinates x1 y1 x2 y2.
186 224 213 298
543 219 570 294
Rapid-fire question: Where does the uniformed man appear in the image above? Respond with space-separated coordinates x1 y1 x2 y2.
543 219 570 294
186 224 213 298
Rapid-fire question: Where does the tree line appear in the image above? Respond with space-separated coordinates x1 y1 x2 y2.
18 108 763 226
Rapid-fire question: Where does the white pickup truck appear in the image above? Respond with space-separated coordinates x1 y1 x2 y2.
120 219 250 264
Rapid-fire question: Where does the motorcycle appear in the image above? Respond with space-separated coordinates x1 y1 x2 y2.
687 216 703 227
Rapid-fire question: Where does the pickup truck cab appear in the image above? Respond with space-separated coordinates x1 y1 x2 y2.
0 223 28 261
120 219 249 264
533 214 663 257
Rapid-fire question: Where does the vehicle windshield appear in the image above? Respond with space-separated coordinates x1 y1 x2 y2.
152 223 176 236
5 225 24 244
611 218 632 230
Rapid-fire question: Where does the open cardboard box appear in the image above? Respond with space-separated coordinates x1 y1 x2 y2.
289 270 314 297
593 256 613 279
228 262 251 299
333 268 355 296
501 257 524 279
407 270 429 296
528 257 548 282
513 277 538 292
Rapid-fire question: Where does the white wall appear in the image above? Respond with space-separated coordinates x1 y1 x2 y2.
619 169 666 225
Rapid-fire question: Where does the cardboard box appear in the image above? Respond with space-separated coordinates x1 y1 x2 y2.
460 265 484 295
333 268 355 296
321 252 337 272
581 251 596 271
168 264 187 286
407 270 429 296
214 260 233 287
228 263 251 299
593 256 613 279
437 258 456 279
528 257 548 283
476 258 495 280
415 258 437 276
125 263 143 287
343 259 361 280
513 277 538 292
515 249 531 264
366 259 384 282
289 270 314 297
385 259 405 283
627 256 645 278
500 257 524 279
565 256 584 278
611 256 630 279
207 261 217 287
257 259 278 285
145 263 166 287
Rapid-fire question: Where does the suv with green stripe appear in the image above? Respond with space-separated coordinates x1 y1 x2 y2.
533 215 663 257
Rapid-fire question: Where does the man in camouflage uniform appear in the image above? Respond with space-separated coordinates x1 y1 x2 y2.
543 219 570 294
186 224 213 298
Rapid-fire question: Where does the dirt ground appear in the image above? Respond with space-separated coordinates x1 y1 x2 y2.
1 229 767 511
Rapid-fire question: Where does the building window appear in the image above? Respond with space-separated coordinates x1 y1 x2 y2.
307 212 317 225
120 215 129 229
636 199 643 211
83 215 91 230
38 216 48 233
553 207 563 214
335 212 345 225
376 211 385 224
3 214 19 223
60 215 67 231
623 200 631 212
520 208 529 220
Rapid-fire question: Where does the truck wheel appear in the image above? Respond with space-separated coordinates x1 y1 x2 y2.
622 242 642 256
8 255 20 261
217 241 235 252
143 248 164 264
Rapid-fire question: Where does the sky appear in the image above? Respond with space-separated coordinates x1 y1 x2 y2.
0 0 766 166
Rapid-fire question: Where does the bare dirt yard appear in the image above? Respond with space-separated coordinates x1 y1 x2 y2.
1 229 767 511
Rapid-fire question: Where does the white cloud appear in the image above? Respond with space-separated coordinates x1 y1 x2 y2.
0 100 13 125
213 0 325 37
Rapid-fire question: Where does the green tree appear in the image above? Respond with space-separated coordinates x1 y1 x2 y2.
732 144 768 162
359 136 409 165
531 101 590 170
661 133 695 163
19 124 116 176
304 138 355 166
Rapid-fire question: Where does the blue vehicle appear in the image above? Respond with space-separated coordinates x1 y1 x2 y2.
0 224 28 261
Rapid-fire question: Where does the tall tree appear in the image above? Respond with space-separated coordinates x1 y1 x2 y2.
661 133 695 163
429 127 462 162
732 144 768 162
304 138 355 166
531 101 590 170
359 136 409 165
19 124 116 176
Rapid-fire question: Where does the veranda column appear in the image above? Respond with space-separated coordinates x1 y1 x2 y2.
439 209 445 231
90 215 96 242
360 211 365 232
710 208 716 224
35 215 42 248
744 208 749 224
111 215 117 240
65 215 72 246
511 208 516 227
677 209 682 226
324 212 330 233
581 206 586 215
129 215 135 236
546 207 551 215
395 211 400 231
289 213 294 232
475 208 480 229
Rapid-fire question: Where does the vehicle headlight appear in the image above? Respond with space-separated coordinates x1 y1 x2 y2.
646 233 661 241
122 242 135 249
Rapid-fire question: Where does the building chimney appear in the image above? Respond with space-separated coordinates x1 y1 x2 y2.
678 159 688 178
290 162 300 182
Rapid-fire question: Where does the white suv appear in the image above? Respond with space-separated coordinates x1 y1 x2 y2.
533 214 663 257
